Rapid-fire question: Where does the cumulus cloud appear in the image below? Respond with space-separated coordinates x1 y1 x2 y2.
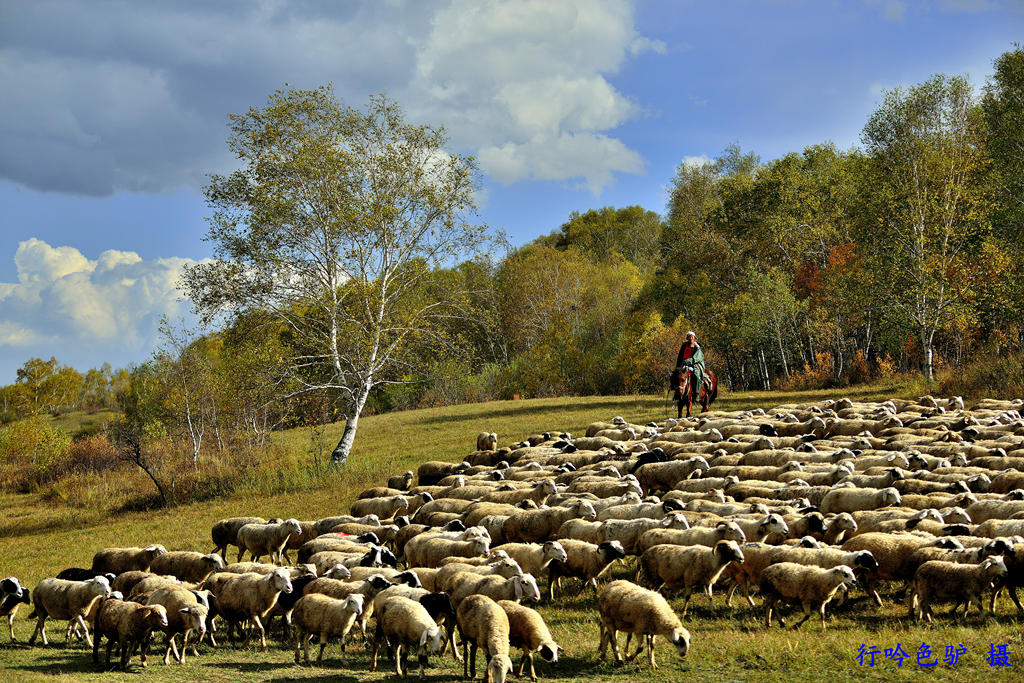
0 0 658 197
0 238 196 353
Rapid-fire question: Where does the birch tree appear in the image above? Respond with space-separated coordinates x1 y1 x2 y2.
184 87 487 466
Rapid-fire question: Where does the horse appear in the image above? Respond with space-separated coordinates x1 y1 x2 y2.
673 368 718 418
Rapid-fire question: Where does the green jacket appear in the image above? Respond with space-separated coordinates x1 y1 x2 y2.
675 341 706 391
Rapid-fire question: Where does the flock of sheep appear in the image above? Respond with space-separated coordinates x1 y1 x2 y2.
4 394 1024 679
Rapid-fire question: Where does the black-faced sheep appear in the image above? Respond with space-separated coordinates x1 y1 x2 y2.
547 540 626 600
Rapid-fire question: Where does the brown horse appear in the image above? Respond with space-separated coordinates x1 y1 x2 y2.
674 368 718 418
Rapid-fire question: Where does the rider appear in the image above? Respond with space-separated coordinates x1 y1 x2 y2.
674 330 707 397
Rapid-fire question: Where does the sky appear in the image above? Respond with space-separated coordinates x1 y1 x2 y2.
0 0 1021 383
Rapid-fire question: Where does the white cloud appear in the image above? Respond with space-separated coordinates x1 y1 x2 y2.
0 1 659 198
0 239 197 352
679 155 713 170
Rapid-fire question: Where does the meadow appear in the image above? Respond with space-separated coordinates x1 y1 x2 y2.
1 380 1020 681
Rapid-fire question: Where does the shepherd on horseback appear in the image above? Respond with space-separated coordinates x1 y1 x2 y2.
671 330 718 418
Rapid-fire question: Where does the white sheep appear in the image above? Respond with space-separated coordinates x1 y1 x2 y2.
597 580 690 670
457 594 514 683
494 542 567 581
291 593 365 664
477 432 499 451
209 568 292 651
497 599 560 681
149 551 225 584
371 595 444 678
91 596 168 669
502 500 598 544
211 517 267 558
144 586 210 665
547 540 626 599
405 536 490 569
350 494 411 520
637 540 745 616
759 563 857 630
819 486 901 514
92 546 168 574
908 556 1008 622
636 520 747 555
236 518 303 564
27 576 111 647
449 573 541 607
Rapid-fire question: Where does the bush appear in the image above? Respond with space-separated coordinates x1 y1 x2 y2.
0 416 72 492
939 353 1024 399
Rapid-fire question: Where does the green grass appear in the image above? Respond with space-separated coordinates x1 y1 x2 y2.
5 378 1015 682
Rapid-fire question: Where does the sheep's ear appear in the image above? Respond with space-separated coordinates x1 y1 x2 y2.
514 577 524 600
180 607 191 614
419 629 430 648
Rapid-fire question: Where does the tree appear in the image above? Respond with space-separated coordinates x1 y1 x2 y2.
184 87 487 466
14 357 83 416
860 74 989 380
984 46 1024 245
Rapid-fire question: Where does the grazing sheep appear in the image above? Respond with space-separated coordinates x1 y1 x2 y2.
449 573 541 607
211 517 267 558
908 557 1008 622
820 487 901 514
759 563 857 630
388 471 416 491
405 536 490 569
92 546 168 574
457 595 514 683
27 576 111 647
435 560 523 594
637 541 745 616
497 600 560 681
149 552 225 584
144 586 209 665
91 597 168 669
636 521 747 555
236 519 303 564
1 577 30 641
208 568 292 651
502 500 597 544
312 514 381 536
597 580 690 670
547 540 626 599
371 595 444 678
291 593 365 664
350 495 411 521
478 432 499 451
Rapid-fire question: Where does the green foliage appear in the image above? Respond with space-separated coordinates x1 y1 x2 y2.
0 415 72 492
983 46 1024 244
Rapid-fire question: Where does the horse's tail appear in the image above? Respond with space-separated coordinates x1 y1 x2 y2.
708 370 718 405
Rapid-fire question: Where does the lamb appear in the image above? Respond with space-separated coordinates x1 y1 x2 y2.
92 545 168 574
236 518 303 564
370 595 444 678
495 542 568 581
148 551 225 584
497 600 560 681
27 575 111 647
448 573 542 607
211 517 267 558
456 595 514 683
91 596 168 669
144 586 210 665
908 556 1008 622
291 593 365 664
208 568 292 651
0 577 30 641
759 563 858 630
819 487 901 514
404 536 490 569
502 500 597 543
635 520 746 555
477 432 499 451
350 494 411 520
388 470 416 491
597 580 690 670
637 540 745 616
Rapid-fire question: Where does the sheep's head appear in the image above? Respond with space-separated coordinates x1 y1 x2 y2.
575 501 598 520
714 540 744 565
179 603 208 636
270 568 293 593
325 564 351 580
543 541 568 564
670 627 691 658
759 514 789 537
488 654 515 683
513 574 542 603
87 576 111 598
716 521 747 543
879 488 901 507
1 577 24 599
798 536 821 548
852 550 879 572
204 553 225 571
145 545 168 559
343 593 365 616
539 641 560 663
598 541 626 562
980 556 1009 584
662 513 690 530
146 604 169 629
831 565 858 587
419 625 444 654
491 559 523 578
283 519 303 536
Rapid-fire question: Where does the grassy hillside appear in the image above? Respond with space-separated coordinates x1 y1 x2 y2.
4 379 1017 682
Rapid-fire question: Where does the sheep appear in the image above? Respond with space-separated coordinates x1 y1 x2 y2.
908 556 1008 622
597 580 690 670
556 518 606 544
92 545 168 574
371 585 461 663
297 534 380 564
221 561 317 579
350 494 411 520
602 514 692 555
303 575 393 640
635 520 746 555
144 586 210 665
236 518 303 564
841 532 963 605
26 576 111 647
312 514 381 536
634 457 710 493
417 460 472 487
371 595 444 678
449 573 542 607
482 480 558 506
148 551 225 584
494 542 567 581
457 595 514 683
91 597 168 669
208 568 292 651
597 498 686 521
497 600 559 681
291 593 365 664
637 540 745 616
388 470 416 491
547 540 625 599
478 432 499 451
819 487 901 514
435 559 524 594
759 563 858 630
405 536 490 569
502 500 597 543
211 517 267 558
1 577 30 641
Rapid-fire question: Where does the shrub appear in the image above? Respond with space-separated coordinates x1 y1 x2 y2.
939 352 1024 399
0 416 72 492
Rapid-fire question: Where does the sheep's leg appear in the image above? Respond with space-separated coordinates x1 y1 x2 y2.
75 615 94 648
317 633 329 664
647 634 658 670
370 624 382 671
92 630 102 664
469 640 479 678
393 642 403 676
180 631 191 664
7 613 16 641
623 633 645 663
1007 585 1024 614
162 634 175 665
417 648 428 678
706 585 715 610
608 628 624 665
118 636 131 669
791 602 812 630
741 578 756 608
764 600 774 629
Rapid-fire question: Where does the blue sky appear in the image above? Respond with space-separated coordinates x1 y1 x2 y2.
0 0 1020 382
